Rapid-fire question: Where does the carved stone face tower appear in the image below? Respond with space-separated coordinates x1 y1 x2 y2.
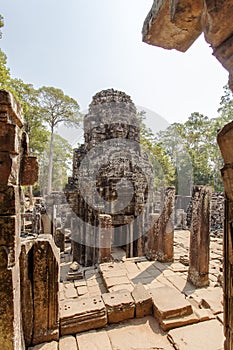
66 89 153 266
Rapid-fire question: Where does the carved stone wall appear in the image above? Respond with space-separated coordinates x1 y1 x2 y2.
65 89 154 266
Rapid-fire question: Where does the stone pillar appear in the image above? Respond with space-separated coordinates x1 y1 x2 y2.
217 121 233 350
157 186 175 263
0 90 25 350
20 235 60 346
98 214 112 263
145 213 160 260
188 185 212 287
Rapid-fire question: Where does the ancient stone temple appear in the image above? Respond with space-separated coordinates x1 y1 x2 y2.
65 89 154 266
142 2 233 349
0 90 60 349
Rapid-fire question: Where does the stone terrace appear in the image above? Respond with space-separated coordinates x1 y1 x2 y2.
29 230 224 350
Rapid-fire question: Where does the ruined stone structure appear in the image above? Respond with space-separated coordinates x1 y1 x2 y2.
65 89 154 266
0 90 60 349
218 123 233 350
142 2 233 348
142 0 233 89
188 185 212 287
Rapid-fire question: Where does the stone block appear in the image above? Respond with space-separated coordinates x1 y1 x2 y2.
104 275 131 289
59 336 77 350
0 121 18 154
142 0 203 52
102 290 135 323
76 330 112 350
20 156 38 186
0 185 19 215
131 283 152 318
202 0 233 48
160 313 199 331
28 341 58 350
0 215 19 249
109 284 134 293
0 89 23 127
0 151 18 185
168 319 224 350
149 286 193 320
60 296 107 335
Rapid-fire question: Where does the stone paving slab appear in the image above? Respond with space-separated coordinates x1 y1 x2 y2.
107 316 174 350
76 330 112 350
28 341 58 350
167 319 224 350
59 335 77 350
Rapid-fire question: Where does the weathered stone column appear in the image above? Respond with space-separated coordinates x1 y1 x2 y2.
145 213 160 260
217 121 233 350
98 214 112 263
188 185 212 287
157 186 175 263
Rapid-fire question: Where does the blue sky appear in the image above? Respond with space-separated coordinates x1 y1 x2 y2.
1 0 228 127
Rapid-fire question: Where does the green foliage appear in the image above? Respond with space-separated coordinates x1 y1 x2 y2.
38 86 82 131
0 14 4 39
0 49 11 90
10 79 49 155
39 134 73 193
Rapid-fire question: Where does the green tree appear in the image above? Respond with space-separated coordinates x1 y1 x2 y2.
10 79 49 155
0 14 4 38
38 86 82 194
39 134 73 194
0 50 11 90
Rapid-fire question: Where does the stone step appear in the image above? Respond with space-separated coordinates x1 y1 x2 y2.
60 297 107 335
131 283 153 318
102 290 135 323
149 286 193 321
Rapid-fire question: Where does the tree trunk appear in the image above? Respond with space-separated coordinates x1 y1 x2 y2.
47 128 54 195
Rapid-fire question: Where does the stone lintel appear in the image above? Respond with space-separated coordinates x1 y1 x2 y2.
142 0 203 52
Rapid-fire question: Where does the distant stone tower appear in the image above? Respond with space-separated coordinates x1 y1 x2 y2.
65 89 153 266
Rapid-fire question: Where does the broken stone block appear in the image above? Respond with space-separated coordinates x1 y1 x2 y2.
149 286 193 321
202 0 233 48
142 0 203 52
168 319 224 350
131 283 152 318
60 296 107 335
102 290 135 323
